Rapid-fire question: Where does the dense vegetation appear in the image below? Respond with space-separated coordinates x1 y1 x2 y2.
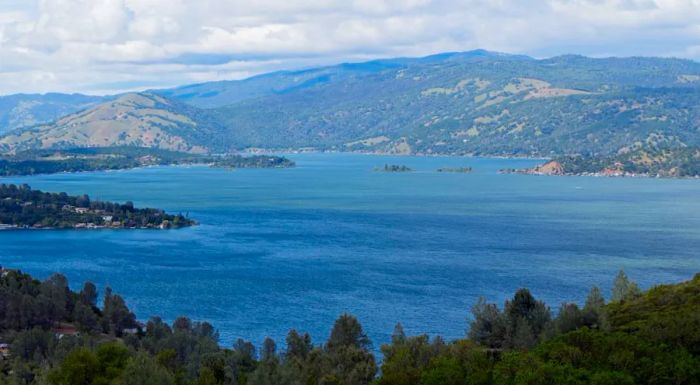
0 147 294 176
0 184 193 229
1 268 697 385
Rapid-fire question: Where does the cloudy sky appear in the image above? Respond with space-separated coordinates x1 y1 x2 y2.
0 0 699 95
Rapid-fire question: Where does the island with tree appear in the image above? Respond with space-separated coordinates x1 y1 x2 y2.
0 184 194 230
377 164 413 172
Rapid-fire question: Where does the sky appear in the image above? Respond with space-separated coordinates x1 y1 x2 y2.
0 0 699 95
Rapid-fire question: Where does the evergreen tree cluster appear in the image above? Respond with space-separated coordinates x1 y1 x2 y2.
1 269 698 385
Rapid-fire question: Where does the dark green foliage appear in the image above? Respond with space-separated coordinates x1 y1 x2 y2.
121 353 175 385
468 289 552 350
0 183 194 229
327 314 372 352
1 269 699 385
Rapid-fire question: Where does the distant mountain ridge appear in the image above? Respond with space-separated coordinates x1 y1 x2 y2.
0 93 104 134
1 50 700 156
157 49 531 109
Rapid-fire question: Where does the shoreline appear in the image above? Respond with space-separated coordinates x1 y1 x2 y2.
500 169 700 180
0 223 196 231
0 151 545 178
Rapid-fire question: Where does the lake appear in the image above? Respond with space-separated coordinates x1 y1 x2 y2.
2 153 700 350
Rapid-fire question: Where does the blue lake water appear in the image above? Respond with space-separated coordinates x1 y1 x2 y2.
2 153 700 350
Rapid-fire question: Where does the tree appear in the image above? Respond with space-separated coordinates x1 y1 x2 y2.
233 338 257 367
420 356 465 385
503 289 551 348
120 353 175 385
285 329 312 360
40 273 70 322
511 318 536 351
76 194 90 208
73 301 100 332
324 315 377 385
391 323 406 345
611 271 641 302
261 337 277 363
94 342 131 383
173 317 192 333
79 282 98 307
583 286 606 329
249 338 283 385
584 286 605 312
555 303 584 334
327 314 372 352
48 348 100 385
469 297 506 348
102 288 137 336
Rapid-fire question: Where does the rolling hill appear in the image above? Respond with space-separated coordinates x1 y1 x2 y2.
1 50 700 157
0 93 224 154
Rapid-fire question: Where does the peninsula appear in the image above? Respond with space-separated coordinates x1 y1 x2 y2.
0 147 295 176
0 184 194 229
502 147 700 178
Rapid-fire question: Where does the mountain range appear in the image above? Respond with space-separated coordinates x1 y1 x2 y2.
2 50 700 157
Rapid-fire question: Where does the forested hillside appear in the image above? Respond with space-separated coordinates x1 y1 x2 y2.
1 51 700 157
210 53 700 156
1 268 697 385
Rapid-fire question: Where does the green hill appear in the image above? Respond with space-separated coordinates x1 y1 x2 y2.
207 54 700 156
2 51 700 157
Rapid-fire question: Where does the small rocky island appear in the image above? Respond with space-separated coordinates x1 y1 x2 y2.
210 154 295 169
437 167 473 173
377 164 413 172
0 184 194 230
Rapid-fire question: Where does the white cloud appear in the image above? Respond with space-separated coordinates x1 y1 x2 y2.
0 0 699 94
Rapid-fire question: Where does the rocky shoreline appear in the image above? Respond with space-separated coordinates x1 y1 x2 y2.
500 160 700 179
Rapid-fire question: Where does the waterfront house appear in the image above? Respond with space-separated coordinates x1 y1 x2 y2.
0 343 9 359
52 323 80 339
